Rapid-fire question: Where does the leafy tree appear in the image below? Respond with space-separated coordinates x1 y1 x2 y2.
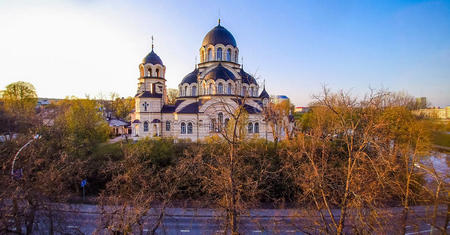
0 81 38 134
167 88 178 105
1 81 37 114
111 96 134 120
53 98 110 157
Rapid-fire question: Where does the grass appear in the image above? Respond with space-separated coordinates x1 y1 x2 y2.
432 131 450 148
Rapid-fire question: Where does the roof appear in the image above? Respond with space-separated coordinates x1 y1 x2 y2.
135 91 163 98
202 24 237 47
180 69 198 85
178 102 199 113
151 119 161 123
243 104 261 114
161 105 176 113
240 69 257 84
143 50 164 65
259 88 270 99
204 64 236 81
109 119 129 127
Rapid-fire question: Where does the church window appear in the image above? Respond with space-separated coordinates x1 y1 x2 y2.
227 83 232 94
156 69 160 77
148 68 152 77
192 86 197 96
225 118 229 128
235 53 238 63
218 83 223 94
250 87 254 97
208 84 213 95
210 119 216 132
248 122 253 133
218 112 223 131
207 48 212 61
144 121 149 132
217 48 222 60
166 121 170 131
254 122 259 133
242 87 247 97
184 86 188 96
201 50 205 63
181 122 186 134
187 122 193 134
226 49 231 61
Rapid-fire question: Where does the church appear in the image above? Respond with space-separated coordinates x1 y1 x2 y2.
131 21 274 141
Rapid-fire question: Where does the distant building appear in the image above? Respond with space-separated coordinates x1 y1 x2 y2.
271 95 290 104
294 106 309 113
36 98 62 108
415 97 427 109
413 106 450 119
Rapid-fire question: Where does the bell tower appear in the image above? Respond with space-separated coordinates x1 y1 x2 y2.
135 37 167 112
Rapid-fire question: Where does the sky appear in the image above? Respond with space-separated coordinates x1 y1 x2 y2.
0 0 449 107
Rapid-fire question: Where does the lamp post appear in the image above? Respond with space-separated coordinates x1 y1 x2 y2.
414 163 443 235
11 134 40 176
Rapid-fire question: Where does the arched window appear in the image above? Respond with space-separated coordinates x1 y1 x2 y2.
156 68 160 77
226 49 231 61
207 48 212 61
179 87 183 96
235 53 238 63
254 122 259 133
218 112 223 131
184 86 188 96
144 121 149 132
192 86 197 96
250 87 254 97
166 121 170 131
218 83 223 94
201 50 205 63
181 122 186 134
227 83 232 94
225 118 229 128
248 122 253 133
242 87 247 97
187 122 193 134
210 119 216 132
148 68 152 77
217 48 222 61
208 84 213 95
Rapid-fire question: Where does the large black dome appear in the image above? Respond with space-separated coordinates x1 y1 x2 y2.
204 64 236 81
143 50 164 65
180 69 198 84
202 24 237 47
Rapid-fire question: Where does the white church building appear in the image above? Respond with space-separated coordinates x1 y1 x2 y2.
131 21 274 141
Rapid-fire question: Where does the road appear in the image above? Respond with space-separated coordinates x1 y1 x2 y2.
19 204 447 234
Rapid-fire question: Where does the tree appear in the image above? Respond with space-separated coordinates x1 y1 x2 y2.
0 81 38 134
167 88 178 105
284 87 432 234
97 138 185 234
263 99 294 148
111 96 134 120
53 98 110 157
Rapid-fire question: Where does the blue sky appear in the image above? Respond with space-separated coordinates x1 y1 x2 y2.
1 0 449 106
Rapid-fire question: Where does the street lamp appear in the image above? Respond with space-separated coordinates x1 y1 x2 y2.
11 134 41 176
414 163 443 235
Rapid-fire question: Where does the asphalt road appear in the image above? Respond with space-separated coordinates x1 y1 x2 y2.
16 204 450 234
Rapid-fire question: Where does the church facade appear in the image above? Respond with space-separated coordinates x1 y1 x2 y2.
131 21 273 141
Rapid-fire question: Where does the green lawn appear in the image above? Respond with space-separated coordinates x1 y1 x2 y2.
432 131 450 148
